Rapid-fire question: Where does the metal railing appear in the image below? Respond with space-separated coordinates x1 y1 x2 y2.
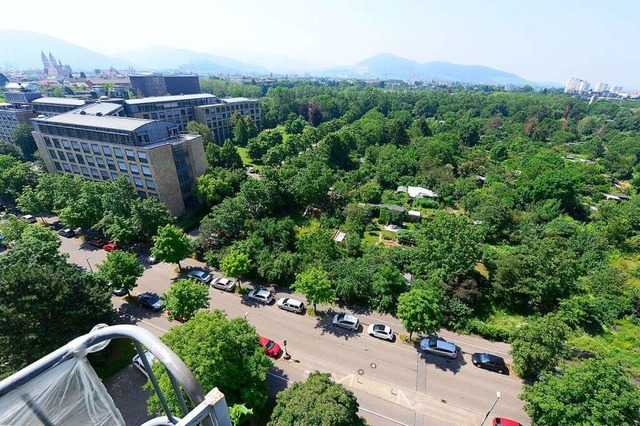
0 324 232 426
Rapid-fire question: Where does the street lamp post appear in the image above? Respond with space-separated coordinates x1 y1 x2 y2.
480 391 501 426
85 257 94 273
283 339 291 360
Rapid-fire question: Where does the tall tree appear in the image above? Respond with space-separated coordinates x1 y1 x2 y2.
511 314 569 379
269 372 365 426
186 121 215 145
292 267 334 313
98 250 144 296
521 359 640 425
232 112 249 146
12 123 38 161
396 288 443 340
220 250 250 289
146 311 272 415
162 279 210 322
152 224 192 271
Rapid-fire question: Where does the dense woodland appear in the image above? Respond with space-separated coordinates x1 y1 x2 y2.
2 80 640 424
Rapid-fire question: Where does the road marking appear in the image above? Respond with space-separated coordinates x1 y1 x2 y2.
359 407 410 426
267 372 290 382
140 320 169 333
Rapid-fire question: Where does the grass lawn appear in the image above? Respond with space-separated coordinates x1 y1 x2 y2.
237 147 252 166
91 338 137 380
610 254 640 289
363 231 379 246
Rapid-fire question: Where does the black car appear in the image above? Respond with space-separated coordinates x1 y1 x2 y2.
58 228 76 238
48 221 65 231
471 353 508 374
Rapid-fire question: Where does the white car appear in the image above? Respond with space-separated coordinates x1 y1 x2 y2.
277 297 305 314
247 288 274 304
367 324 394 341
332 313 360 331
21 214 37 223
187 269 213 284
132 350 157 377
211 277 236 292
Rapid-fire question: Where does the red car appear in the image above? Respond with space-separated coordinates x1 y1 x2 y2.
103 242 118 252
493 418 522 426
258 336 282 358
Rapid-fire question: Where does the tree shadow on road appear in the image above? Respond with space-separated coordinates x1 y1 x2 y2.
266 366 290 397
334 301 372 316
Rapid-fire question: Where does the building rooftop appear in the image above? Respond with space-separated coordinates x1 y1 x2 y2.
34 113 154 132
125 93 216 105
31 97 86 106
73 102 123 116
221 97 256 103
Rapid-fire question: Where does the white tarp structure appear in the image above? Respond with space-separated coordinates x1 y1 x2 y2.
407 186 438 199
0 357 125 426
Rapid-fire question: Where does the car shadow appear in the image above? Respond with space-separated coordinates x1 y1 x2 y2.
416 346 467 375
240 297 273 308
314 312 362 340
117 301 163 324
79 242 102 252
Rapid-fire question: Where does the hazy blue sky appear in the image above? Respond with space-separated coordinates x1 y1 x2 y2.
2 0 639 87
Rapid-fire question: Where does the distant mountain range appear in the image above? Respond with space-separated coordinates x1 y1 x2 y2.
0 30 541 86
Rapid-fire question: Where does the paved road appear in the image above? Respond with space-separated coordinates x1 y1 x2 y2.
59 235 530 425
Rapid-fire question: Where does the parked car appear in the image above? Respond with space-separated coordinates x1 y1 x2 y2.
103 242 118 252
492 418 522 426
132 350 157 377
147 255 158 265
247 288 275 304
367 324 394 341
138 292 163 311
211 277 236 292
419 337 458 359
48 221 64 231
247 166 255 173
111 281 126 296
187 269 213 284
258 336 282 358
21 214 37 223
332 313 360 331
471 353 508 374
87 237 106 248
276 297 305 314
58 228 76 238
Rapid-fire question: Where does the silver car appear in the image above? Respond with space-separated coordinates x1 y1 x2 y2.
247 288 275 304
367 324 394 341
211 277 236 292
187 269 213 284
332 313 359 331
276 297 305 314
419 337 458 359
132 350 157 377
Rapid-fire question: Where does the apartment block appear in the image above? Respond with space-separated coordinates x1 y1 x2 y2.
124 94 218 133
31 97 87 117
0 103 34 143
31 110 206 216
194 97 261 144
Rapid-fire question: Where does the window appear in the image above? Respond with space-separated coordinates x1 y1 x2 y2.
76 154 85 165
81 142 90 153
149 193 159 200
130 164 139 174
91 169 99 179
110 172 119 179
100 170 109 180
86 155 95 166
137 190 147 198
96 157 105 168
72 164 80 174
54 161 62 171
118 161 127 172
71 141 80 151
142 166 152 176
92 144 101 154
44 136 52 147
62 163 71 172
145 179 155 190
107 159 116 170
81 166 89 176
66 152 75 162
114 148 123 158
137 151 148 163
102 146 112 156
125 149 135 161
53 138 61 148
48 149 57 159
133 177 143 188
62 140 71 149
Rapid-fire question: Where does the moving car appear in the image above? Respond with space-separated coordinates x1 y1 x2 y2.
58 228 76 238
21 214 37 223
258 336 282 358
419 337 458 359
276 297 305 314
367 324 394 341
138 292 163 312
332 313 360 331
247 288 275 304
211 277 236 292
103 242 118 252
187 269 213 284
132 350 157 377
471 352 508 374
492 418 522 426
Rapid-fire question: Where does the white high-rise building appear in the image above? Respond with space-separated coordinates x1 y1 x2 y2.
564 77 590 94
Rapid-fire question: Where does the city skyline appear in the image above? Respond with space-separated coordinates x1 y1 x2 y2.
1 0 638 87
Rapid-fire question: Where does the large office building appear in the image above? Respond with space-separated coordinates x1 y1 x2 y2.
124 94 218 133
194 97 261 144
0 103 34 143
31 108 206 216
31 97 87 117
130 74 167 97
165 76 200 95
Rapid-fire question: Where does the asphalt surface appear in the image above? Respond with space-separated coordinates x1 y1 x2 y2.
57 233 530 426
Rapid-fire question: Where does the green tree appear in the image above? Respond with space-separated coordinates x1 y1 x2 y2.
187 121 215 145
131 198 175 242
232 112 249 146
371 265 406 314
292 267 335 313
511 314 569 379
163 279 210 322
220 250 250 289
244 116 258 139
0 155 38 202
521 359 640 425
195 173 232 207
206 140 243 169
151 224 192 271
12 123 37 161
146 311 271 415
396 288 443 340
0 214 28 243
269 372 365 426
98 250 144 296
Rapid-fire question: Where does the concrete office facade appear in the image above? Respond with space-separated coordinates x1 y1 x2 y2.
194 97 261 144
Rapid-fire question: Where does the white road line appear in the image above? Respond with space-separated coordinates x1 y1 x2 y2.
140 320 169 333
267 372 290 383
359 407 410 426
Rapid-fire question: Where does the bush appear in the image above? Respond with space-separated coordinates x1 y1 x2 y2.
465 319 512 342
397 230 416 246
416 198 439 209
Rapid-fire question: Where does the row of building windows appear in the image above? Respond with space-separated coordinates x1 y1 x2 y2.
43 136 149 163
47 148 152 176
38 124 134 145
52 160 157 191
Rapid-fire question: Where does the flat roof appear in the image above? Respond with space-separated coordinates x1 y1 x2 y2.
74 102 123 116
125 93 216 105
35 113 154 132
221 97 257 103
31 97 86 106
